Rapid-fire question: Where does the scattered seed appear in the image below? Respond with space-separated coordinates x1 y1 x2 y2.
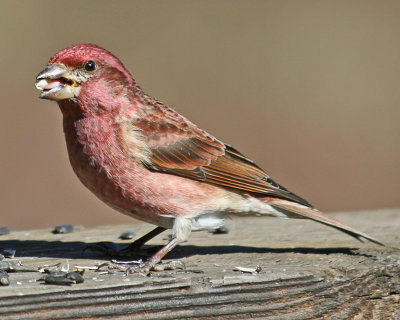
0 270 9 286
234 265 262 274
12 264 38 272
73 265 98 270
66 272 84 283
0 227 10 236
53 224 74 234
211 225 229 234
2 249 16 258
119 231 135 240
39 274 76 285
0 261 15 271
38 271 84 285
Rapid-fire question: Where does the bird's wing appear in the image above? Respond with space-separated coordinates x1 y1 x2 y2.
120 104 385 246
124 104 311 207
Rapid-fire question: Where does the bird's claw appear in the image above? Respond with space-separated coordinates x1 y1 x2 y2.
150 260 185 272
97 259 185 275
125 259 185 274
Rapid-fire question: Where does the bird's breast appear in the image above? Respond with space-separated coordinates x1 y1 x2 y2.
61 114 163 222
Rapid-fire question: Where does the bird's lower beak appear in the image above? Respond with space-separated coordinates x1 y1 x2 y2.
35 64 79 101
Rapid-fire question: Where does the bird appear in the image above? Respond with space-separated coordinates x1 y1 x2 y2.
35 44 383 272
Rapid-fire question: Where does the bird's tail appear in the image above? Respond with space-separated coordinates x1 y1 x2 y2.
265 198 384 246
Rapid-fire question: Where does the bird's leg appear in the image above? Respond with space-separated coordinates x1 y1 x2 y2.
99 237 185 274
84 226 167 258
125 226 167 254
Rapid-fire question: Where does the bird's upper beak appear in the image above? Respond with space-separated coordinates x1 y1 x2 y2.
35 64 80 101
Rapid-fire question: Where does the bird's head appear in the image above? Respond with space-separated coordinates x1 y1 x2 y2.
35 44 134 102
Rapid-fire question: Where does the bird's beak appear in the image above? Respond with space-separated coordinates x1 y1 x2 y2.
35 64 79 101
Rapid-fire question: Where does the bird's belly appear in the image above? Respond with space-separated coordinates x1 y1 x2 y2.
70 148 178 226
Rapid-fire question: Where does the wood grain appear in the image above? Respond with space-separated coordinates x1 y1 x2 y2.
0 209 399 319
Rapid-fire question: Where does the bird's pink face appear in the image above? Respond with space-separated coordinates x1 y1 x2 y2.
35 44 128 101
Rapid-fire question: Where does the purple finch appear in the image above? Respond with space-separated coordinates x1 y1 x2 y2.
35 44 382 272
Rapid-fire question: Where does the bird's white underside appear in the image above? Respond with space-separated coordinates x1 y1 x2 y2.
110 197 288 242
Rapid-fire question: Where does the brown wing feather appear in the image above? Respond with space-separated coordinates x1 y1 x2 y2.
129 104 312 207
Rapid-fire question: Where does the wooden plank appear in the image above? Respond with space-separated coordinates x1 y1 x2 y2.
0 209 399 319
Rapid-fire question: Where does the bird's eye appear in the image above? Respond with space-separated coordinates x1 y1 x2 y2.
84 60 96 72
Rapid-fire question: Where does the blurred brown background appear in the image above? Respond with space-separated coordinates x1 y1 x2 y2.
1 1 399 230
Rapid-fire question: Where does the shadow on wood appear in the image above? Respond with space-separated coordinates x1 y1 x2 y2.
0 210 399 319
0 238 366 259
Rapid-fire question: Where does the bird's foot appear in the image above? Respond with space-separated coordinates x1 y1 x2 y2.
91 236 181 275
97 259 185 275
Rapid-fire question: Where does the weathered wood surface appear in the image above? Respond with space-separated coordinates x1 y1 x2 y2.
0 209 399 319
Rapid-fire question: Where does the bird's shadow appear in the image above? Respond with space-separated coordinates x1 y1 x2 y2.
0 239 371 260
170 244 366 258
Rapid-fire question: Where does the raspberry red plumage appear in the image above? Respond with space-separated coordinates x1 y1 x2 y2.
35 44 383 272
